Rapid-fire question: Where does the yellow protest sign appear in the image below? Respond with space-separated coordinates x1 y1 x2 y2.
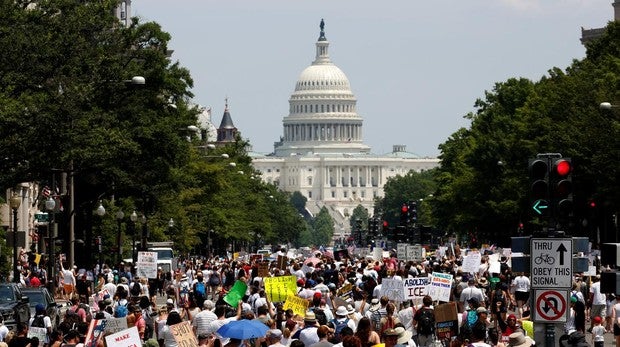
283 294 309 317
264 276 296 302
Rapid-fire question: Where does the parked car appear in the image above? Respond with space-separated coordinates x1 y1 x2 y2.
0 283 30 330
20 287 60 329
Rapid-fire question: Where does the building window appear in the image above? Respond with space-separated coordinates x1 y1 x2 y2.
276 169 280 172
344 191 348 198
361 191 365 198
308 191 312 198
308 168 312 172
308 177 312 185
267 169 272 173
331 191 335 198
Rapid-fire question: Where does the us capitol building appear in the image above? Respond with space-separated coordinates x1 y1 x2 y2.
249 20 440 235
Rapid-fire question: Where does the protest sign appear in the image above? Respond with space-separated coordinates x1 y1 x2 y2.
258 262 270 277
372 248 382 261
277 255 287 270
104 317 129 334
434 302 458 340
396 243 407 260
105 326 141 347
406 244 424 261
171 321 198 347
27 327 46 346
461 251 481 273
137 251 158 279
380 278 405 302
224 280 248 307
84 319 108 347
403 277 430 303
427 272 453 302
264 276 296 302
283 294 309 316
336 283 354 299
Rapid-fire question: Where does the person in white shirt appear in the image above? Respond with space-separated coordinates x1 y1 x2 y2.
511 272 531 318
193 300 218 337
589 275 607 330
0 316 9 342
460 278 486 312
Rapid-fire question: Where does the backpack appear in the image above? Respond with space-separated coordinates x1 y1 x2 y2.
417 308 435 336
329 318 349 343
31 315 45 328
370 309 382 332
79 303 93 323
209 273 221 286
494 288 506 306
130 282 141 297
313 307 328 326
195 281 206 297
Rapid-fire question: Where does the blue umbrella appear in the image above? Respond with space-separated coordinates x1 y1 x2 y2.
217 319 269 339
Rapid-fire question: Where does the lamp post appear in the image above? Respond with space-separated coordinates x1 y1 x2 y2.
140 214 148 252
9 192 21 283
130 211 138 264
95 201 105 273
45 196 57 294
116 210 124 265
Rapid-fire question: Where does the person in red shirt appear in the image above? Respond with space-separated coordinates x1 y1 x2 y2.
134 306 146 341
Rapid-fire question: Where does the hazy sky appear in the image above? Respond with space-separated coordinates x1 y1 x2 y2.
131 0 612 157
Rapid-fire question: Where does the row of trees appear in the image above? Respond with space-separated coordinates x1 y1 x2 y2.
376 22 619 246
0 0 308 266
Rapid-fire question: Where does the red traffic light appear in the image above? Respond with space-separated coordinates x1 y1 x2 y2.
554 159 571 177
401 205 408 213
383 220 389 228
589 201 596 208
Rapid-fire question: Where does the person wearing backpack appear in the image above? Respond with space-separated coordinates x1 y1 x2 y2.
328 306 356 343
130 277 143 298
413 296 435 347
28 304 51 345
490 283 510 323
193 272 207 308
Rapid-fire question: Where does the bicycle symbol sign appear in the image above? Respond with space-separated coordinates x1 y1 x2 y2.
530 238 573 288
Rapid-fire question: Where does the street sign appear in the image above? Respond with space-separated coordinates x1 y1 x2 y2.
530 238 572 288
532 199 549 215
533 289 568 323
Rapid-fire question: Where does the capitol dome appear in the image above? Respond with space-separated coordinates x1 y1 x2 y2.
275 19 369 156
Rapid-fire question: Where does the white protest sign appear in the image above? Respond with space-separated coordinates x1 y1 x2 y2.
105 326 141 347
373 248 383 261
27 327 47 346
104 317 129 334
137 251 158 279
407 244 424 261
461 251 481 274
403 277 430 302
380 278 405 302
427 272 453 302
397 243 408 260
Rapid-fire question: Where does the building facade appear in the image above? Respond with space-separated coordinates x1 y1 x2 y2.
250 20 440 235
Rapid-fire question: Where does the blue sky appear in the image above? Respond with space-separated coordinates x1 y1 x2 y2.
131 0 612 157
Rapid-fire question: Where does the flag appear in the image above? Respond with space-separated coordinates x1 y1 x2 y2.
34 254 41 265
41 186 51 198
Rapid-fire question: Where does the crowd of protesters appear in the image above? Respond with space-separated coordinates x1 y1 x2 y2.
1 245 614 347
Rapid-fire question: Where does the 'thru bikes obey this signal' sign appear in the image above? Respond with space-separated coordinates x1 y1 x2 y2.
530 238 573 288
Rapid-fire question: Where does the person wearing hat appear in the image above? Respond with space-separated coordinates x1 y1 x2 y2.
497 314 523 345
29 303 52 345
507 331 534 347
394 326 413 346
382 328 400 347
328 306 357 343
293 311 320 347
590 315 605 347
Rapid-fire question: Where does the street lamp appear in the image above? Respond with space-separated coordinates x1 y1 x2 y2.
140 214 148 252
9 192 21 283
95 201 105 273
600 102 618 110
45 196 56 294
116 210 124 265
130 211 138 264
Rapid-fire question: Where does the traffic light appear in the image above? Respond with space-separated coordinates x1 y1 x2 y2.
382 220 389 235
400 203 409 225
551 158 573 217
528 158 549 216
408 201 418 224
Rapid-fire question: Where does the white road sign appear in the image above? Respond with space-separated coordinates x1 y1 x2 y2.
530 238 572 288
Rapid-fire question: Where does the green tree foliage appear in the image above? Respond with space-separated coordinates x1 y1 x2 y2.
309 207 335 246
375 169 437 226
432 22 620 244
290 191 308 215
